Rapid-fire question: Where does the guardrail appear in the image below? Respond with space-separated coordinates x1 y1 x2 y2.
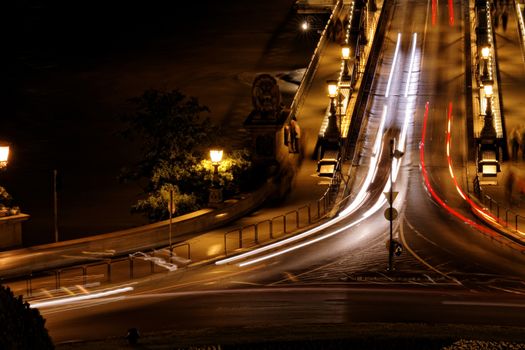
516 1 525 61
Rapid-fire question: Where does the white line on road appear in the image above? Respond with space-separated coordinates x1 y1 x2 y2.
442 301 525 308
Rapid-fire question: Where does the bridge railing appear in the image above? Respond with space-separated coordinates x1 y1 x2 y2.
288 0 344 120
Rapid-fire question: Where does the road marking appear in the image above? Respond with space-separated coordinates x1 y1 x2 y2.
284 272 299 283
229 281 262 286
488 285 525 296
61 286 75 296
400 216 462 285
442 301 525 308
41 289 53 298
75 285 89 294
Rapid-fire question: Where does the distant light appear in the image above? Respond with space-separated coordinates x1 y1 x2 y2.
301 21 309 31
481 46 490 59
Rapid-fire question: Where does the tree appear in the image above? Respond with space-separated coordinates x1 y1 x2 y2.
120 89 251 221
0 285 54 349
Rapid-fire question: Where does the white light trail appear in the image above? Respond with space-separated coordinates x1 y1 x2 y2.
217 31 420 268
216 106 388 267
31 286 134 308
404 33 418 97
385 33 402 98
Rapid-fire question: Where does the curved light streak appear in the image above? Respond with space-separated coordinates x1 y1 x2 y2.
420 101 501 239
218 34 421 267
216 106 389 266
444 103 525 236
30 286 134 308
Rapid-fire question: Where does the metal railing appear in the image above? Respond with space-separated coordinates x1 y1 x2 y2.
222 188 335 256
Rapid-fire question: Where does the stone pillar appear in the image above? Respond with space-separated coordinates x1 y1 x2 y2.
0 213 29 249
244 74 287 167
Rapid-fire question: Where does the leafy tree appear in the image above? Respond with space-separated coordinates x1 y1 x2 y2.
0 285 54 349
120 89 251 221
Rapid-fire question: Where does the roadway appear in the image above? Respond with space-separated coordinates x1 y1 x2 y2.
29 0 525 345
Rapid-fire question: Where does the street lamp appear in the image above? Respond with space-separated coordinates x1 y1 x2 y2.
208 149 224 207
326 80 340 141
481 46 490 59
387 139 403 272
0 144 9 169
483 82 493 98
480 45 490 83
341 44 351 81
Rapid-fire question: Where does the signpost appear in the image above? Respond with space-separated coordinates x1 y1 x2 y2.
386 139 403 272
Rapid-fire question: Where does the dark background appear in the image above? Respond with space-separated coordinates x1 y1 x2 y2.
5 0 315 245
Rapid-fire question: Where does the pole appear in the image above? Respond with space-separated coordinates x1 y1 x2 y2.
53 169 59 242
388 140 394 272
169 189 173 258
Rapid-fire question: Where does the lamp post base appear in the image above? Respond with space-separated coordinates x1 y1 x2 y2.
208 187 223 208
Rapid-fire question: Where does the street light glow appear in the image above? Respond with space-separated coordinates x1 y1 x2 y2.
341 45 351 60
301 21 309 31
210 149 223 164
327 80 338 98
481 46 490 59
0 144 9 169
483 84 493 97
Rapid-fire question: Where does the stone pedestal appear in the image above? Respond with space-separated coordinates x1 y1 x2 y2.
244 111 288 165
244 73 288 166
0 213 29 249
208 187 223 208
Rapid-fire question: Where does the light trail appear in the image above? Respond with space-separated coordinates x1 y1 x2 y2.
444 103 525 237
218 31 420 267
432 0 437 26
404 33 418 98
216 106 389 266
448 0 455 26
419 101 503 239
385 33 402 98
31 286 134 308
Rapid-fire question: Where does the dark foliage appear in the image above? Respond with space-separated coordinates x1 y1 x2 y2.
120 89 251 221
0 285 54 350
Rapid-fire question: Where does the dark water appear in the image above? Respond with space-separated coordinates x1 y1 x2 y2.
5 0 316 246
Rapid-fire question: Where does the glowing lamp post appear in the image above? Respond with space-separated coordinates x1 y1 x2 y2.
480 45 490 83
483 82 493 98
208 149 224 207
480 82 496 141
326 80 340 141
0 144 9 169
341 44 351 81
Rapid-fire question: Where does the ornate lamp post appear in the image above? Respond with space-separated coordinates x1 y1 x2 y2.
481 82 496 140
208 149 224 207
0 143 10 169
326 80 340 142
341 44 351 81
